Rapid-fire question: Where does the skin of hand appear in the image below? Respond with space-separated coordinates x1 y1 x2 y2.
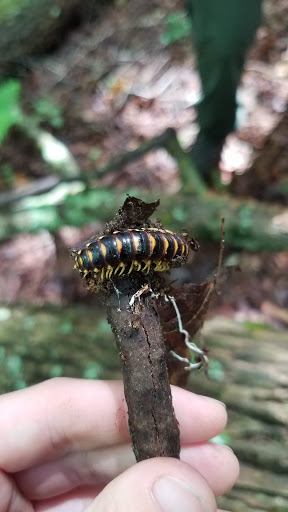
0 378 239 512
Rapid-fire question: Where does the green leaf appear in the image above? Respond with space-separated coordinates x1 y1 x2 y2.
160 11 192 45
34 97 64 129
0 79 22 144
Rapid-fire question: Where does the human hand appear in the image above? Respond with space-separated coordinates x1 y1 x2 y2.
0 378 238 511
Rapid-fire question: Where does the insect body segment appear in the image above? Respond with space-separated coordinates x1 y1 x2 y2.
71 228 198 280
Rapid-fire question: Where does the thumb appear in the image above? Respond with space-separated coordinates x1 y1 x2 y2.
85 457 217 512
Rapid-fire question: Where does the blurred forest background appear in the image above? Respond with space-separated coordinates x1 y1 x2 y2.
0 0 287 510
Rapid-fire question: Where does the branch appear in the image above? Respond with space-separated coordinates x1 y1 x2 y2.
0 127 206 207
95 127 207 195
105 273 180 461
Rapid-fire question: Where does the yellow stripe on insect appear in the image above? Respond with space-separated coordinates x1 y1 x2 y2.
146 232 156 255
147 227 165 233
162 235 169 254
172 239 178 258
87 250 93 263
99 242 107 259
115 236 123 254
130 232 140 253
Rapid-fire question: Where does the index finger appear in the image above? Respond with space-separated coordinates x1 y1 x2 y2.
0 378 227 472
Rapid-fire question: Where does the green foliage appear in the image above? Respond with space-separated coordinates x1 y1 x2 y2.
1 163 16 187
171 206 188 223
0 0 25 19
88 147 101 162
0 347 27 391
244 320 272 334
160 11 192 45
59 320 73 334
49 364 64 378
34 97 64 129
23 315 36 329
83 362 102 380
210 432 230 445
0 78 63 151
207 359 225 382
0 79 22 144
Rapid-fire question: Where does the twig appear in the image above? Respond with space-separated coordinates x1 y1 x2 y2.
0 127 207 208
106 273 180 462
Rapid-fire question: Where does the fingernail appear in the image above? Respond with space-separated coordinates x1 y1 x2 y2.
215 399 226 409
201 396 226 409
152 476 212 512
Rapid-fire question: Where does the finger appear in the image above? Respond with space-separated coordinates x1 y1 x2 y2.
33 488 96 512
85 457 218 512
181 443 239 496
0 378 226 472
34 497 229 512
0 379 128 473
16 445 135 500
0 470 32 512
16 442 238 500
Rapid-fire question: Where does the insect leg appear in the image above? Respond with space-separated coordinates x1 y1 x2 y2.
118 264 126 276
127 261 134 274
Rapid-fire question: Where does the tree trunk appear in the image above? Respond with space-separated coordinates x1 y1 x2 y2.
0 0 104 75
231 109 288 204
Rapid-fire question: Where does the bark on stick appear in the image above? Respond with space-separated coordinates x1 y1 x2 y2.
105 273 180 462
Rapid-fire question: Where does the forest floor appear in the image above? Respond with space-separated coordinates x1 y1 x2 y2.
0 0 287 329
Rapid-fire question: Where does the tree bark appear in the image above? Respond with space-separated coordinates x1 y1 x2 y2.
231 109 288 204
0 0 103 75
106 274 180 461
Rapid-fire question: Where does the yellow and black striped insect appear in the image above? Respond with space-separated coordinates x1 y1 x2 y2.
70 228 199 281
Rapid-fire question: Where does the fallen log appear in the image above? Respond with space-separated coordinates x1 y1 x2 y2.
1 188 288 252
